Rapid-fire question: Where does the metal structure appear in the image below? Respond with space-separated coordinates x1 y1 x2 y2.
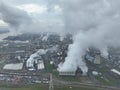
49 74 54 90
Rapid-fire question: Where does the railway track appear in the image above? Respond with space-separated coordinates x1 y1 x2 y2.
53 79 120 90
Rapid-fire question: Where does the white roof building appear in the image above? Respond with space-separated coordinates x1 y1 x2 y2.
26 49 46 70
3 63 23 70
111 69 120 76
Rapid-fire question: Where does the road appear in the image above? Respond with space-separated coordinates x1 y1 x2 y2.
0 72 119 90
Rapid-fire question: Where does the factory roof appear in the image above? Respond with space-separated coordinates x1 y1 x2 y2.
59 71 76 76
111 69 120 76
3 63 23 70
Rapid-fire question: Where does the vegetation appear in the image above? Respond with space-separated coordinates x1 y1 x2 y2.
60 76 81 82
95 75 116 86
55 86 102 90
0 85 103 90
44 59 54 72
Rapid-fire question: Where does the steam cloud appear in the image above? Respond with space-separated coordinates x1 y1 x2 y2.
58 0 120 74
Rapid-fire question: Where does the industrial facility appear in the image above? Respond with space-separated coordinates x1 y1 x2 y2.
0 33 119 88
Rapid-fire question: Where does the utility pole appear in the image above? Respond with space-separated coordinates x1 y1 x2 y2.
49 73 54 90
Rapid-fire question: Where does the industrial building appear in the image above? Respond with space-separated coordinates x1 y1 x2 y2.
59 72 76 76
85 49 101 65
3 63 23 70
94 54 101 64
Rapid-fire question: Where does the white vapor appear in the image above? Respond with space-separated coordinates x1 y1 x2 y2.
58 0 120 75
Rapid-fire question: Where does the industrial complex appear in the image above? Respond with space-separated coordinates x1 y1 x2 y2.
0 33 119 90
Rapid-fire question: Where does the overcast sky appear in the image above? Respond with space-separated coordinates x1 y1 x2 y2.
0 0 62 27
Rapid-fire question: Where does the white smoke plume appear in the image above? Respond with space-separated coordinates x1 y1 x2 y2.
58 0 120 74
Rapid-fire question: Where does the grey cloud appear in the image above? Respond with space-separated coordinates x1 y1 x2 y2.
0 1 32 31
0 1 63 34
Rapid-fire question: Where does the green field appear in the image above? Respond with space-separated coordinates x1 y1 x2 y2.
0 85 103 90
54 86 102 90
0 87 101 90
0 85 48 90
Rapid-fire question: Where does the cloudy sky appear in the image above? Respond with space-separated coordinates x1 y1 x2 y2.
0 0 62 27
